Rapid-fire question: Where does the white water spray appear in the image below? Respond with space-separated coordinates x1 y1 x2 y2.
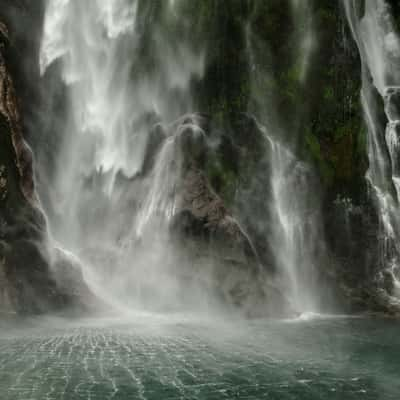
39 0 205 308
268 137 322 312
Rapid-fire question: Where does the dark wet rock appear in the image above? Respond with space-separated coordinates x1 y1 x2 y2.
179 125 207 163
51 248 99 311
141 123 167 175
322 195 389 313
173 167 257 266
171 166 293 318
385 87 400 122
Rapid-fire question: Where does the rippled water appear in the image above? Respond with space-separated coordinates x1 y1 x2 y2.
0 313 399 399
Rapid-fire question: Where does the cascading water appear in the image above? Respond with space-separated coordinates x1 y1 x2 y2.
134 136 181 237
39 0 205 308
38 0 327 315
344 0 400 301
244 2 323 312
268 138 322 312
290 0 316 83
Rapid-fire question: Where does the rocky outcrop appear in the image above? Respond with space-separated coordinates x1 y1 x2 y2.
0 19 96 315
173 168 292 318
147 114 295 318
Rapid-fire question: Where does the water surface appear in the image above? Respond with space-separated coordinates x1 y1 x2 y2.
0 313 399 399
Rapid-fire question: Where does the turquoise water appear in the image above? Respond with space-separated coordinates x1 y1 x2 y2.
0 313 399 399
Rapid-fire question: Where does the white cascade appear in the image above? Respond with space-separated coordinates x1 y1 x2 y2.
39 0 205 307
40 0 204 248
343 0 400 300
268 137 322 312
245 3 322 312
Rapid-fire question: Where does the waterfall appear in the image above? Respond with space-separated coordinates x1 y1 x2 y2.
343 0 400 301
39 0 205 308
37 0 329 314
39 0 204 241
290 0 316 83
244 2 323 312
134 136 181 237
268 138 322 311
40 0 141 181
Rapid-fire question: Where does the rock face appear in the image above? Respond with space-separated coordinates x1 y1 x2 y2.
0 20 95 315
151 114 295 318
173 168 291 318
193 1 400 315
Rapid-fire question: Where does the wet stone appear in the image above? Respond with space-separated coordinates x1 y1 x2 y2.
385 87 400 122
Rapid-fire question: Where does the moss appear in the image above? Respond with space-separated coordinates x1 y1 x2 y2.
194 0 369 203
323 86 334 101
205 154 238 205
135 0 368 203
305 128 322 161
292 1 368 200
304 128 334 186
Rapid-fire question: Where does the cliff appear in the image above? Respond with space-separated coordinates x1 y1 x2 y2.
0 17 96 314
2 0 400 316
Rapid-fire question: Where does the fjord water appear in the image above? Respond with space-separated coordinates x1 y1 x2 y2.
0 314 399 400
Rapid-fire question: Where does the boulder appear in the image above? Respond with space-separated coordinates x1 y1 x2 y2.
161 115 295 318
385 87 400 122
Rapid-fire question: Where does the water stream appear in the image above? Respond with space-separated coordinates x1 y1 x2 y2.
40 0 204 245
343 0 400 301
39 0 205 308
245 2 323 312
268 138 322 311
